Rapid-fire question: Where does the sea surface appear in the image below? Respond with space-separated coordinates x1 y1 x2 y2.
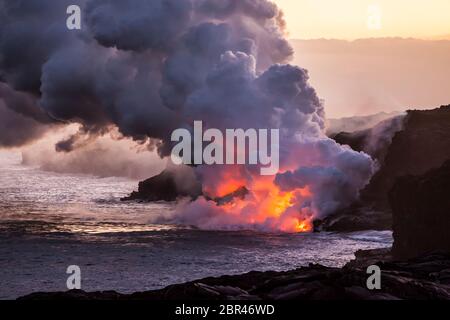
0 151 392 299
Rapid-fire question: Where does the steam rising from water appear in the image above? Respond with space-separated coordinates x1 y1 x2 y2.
21 125 167 180
0 0 375 231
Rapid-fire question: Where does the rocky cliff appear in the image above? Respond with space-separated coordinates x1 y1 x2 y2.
323 105 450 231
390 160 450 259
362 105 450 207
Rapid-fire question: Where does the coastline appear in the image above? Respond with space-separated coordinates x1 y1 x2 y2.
18 248 450 300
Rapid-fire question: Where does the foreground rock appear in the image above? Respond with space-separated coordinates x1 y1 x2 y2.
390 160 450 259
19 250 450 300
324 105 450 231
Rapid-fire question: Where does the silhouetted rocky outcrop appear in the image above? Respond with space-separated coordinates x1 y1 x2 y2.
362 105 450 207
121 170 202 202
390 160 450 259
122 171 248 205
324 105 450 231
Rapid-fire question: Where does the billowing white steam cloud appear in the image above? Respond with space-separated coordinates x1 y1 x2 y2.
0 0 374 231
21 125 167 180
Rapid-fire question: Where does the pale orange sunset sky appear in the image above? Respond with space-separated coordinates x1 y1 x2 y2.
274 0 450 40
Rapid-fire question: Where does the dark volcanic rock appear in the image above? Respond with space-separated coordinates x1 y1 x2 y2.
122 172 248 206
211 186 249 205
345 248 392 269
362 105 450 208
390 160 450 259
121 170 202 202
19 251 450 300
332 130 368 155
314 203 392 231
324 105 450 231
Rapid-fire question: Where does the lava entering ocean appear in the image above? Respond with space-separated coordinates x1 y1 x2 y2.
215 175 314 233
0 0 375 232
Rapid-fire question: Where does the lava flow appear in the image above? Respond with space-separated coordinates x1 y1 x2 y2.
207 173 314 233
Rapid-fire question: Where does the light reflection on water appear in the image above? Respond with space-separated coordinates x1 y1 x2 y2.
0 151 392 299
0 151 176 228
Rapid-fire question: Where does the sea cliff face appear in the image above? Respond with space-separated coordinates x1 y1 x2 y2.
390 160 450 259
362 105 450 207
323 105 450 231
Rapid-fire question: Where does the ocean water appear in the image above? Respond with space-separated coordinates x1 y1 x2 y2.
0 151 392 299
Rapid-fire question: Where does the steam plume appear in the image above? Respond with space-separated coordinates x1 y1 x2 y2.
0 0 374 231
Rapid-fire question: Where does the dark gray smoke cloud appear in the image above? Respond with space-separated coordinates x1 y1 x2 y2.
0 83 54 147
0 1 75 93
85 0 193 52
0 0 293 153
0 99 48 148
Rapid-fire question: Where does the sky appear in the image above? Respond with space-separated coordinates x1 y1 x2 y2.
274 0 450 40
290 39 450 117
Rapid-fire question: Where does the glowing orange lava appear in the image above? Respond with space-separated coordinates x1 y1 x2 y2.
295 220 311 232
213 174 314 233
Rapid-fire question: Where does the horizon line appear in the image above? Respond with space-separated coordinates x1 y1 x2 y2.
290 36 450 42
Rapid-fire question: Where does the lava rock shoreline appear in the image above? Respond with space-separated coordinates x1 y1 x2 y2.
18 249 450 300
